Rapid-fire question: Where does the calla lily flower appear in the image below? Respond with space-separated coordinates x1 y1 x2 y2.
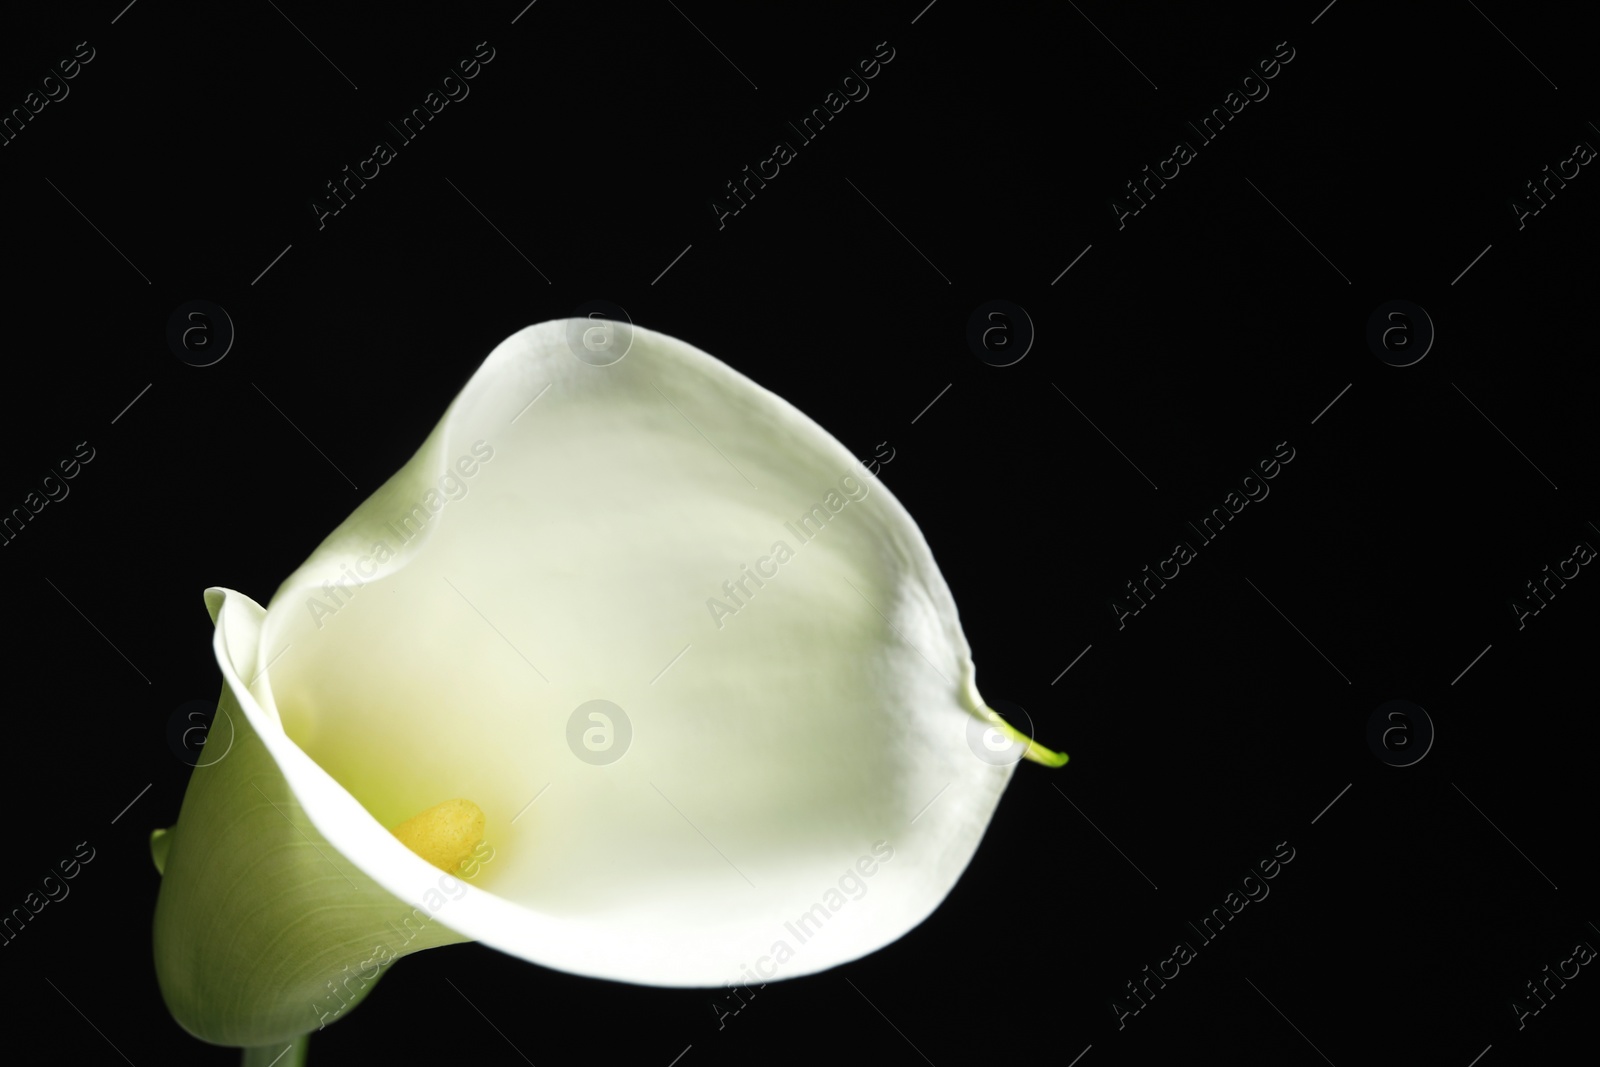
152 318 1065 1051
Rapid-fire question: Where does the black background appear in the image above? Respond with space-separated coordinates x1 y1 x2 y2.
1 1 1595 1064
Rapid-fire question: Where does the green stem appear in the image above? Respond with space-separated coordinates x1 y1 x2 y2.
241 1033 310 1066
985 706 1070 767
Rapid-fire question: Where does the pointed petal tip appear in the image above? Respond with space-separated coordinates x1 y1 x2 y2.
150 827 172 875
203 587 226 625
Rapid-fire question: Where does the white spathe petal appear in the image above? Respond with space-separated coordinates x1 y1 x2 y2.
224 319 1016 988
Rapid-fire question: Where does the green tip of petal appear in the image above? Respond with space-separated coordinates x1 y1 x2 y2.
150 827 172 875
986 708 1070 768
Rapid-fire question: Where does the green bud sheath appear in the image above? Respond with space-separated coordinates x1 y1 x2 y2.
152 683 470 1047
